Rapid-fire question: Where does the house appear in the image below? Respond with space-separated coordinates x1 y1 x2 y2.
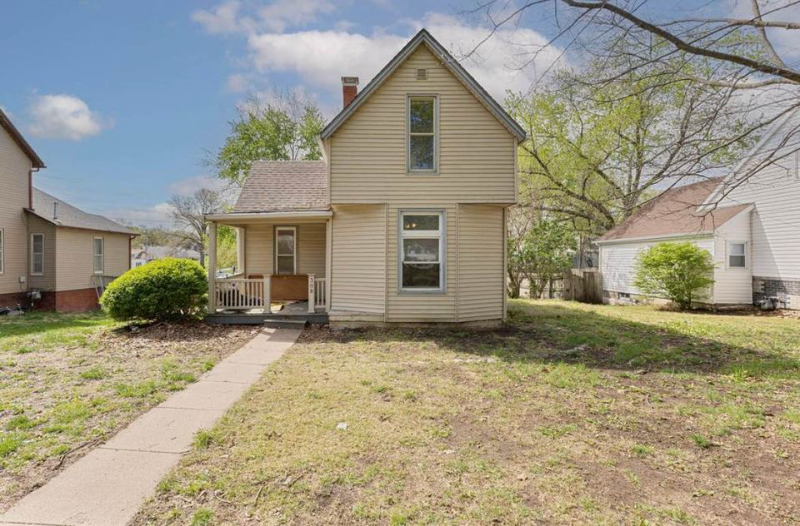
131 245 201 268
597 108 800 309
206 29 525 326
0 109 136 312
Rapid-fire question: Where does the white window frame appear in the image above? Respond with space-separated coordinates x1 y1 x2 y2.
0 229 4 274
93 237 104 275
398 210 445 293
274 226 297 275
727 241 748 269
30 233 44 276
406 95 438 174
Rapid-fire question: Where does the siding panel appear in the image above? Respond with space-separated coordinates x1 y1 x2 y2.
329 45 516 205
0 126 32 296
55 229 130 291
330 205 386 315
457 204 504 321
242 222 326 277
26 215 56 291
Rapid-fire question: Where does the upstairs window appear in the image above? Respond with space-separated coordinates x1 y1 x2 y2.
408 96 437 172
275 227 297 275
31 234 44 275
93 237 104 274
728 242 747 268
400 212 444 292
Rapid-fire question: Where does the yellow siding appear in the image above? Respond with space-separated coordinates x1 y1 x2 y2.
0 126 32 295
55 228 130 291
27 215 57 291
457 204 505 321
242 222 326 277
329 45 516 205
330 205 386 315
386 204 457 322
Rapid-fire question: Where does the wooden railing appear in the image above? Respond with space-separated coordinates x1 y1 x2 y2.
215 277 270 311
314 277 327 311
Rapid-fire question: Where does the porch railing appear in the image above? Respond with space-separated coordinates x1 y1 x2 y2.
214 277 270 311
314 277 327 312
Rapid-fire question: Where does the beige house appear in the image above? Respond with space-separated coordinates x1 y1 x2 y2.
0 109 136 312
207 29 525 326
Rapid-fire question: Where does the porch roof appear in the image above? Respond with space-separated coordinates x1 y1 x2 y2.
234 160 328 213
206 210 333 224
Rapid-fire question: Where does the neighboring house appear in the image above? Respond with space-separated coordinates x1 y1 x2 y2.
0 109 136 312
597 108 800 308
206 29 525 326
131 245 201 268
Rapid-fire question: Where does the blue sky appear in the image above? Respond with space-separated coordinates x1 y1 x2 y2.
0 0 772 227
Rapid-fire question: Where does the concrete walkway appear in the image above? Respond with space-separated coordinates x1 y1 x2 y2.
0 327 301 526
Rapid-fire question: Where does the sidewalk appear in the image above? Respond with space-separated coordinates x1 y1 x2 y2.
0 327 301 526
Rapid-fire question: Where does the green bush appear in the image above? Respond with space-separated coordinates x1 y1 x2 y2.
100 258 207 321
633 242 715 310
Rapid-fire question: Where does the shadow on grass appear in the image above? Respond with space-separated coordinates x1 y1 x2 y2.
309 301 800 380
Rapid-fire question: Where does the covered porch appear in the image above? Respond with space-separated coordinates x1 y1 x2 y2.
205 210 332 322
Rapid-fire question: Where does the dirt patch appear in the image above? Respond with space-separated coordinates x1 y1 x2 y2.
0 319 260 512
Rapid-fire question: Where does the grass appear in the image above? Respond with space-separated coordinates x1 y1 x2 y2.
0 311 260 513
133 299 800 525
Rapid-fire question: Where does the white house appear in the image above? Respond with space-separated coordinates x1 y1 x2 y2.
597 109 800 309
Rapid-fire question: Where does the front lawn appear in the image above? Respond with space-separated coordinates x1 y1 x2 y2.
0 311 259 512
135 300 800 525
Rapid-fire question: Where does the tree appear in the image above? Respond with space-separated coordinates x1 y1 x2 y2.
633 242 715 309
508 48 758 238
508 213 576 298
211 90 326 186
169 188 228 268
471 0 800 207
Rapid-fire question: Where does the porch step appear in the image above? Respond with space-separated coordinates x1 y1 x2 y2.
205 314 326 327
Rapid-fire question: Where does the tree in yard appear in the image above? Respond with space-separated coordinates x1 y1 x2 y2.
507 212 576 298
633 242 715 309
169 188 229 269
508 48 759 239
471 0 800 207
210 90 326 186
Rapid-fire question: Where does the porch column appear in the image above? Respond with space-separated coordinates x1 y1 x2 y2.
207 221 217 313
308 274 316 313
325 218 332 312
236 227 246 276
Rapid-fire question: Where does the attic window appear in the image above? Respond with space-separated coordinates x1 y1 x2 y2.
416 68 428 80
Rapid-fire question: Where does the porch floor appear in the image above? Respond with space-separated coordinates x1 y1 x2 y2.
206 301 328 326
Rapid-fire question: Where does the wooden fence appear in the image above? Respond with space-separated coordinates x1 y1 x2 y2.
563 269 603 304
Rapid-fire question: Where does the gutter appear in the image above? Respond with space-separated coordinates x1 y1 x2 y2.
205 210 334 221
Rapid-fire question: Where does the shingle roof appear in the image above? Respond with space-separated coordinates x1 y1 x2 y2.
597 178 751 242
233 160 329 213
29 188 137 235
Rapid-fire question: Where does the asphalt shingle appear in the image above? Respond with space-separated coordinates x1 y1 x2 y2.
233 160 328 213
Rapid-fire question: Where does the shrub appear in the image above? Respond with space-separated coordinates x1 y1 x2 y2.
633 242 715 310
100 258 207 321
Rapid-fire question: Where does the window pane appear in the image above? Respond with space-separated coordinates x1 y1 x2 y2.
402 263 440 288
403 238 439 262
403 214 439 231
94 255 103 272
33 235 43 252
729 255 746 268
277 255 294 274
409 98 434 133
277 230 294 255
410 136 434 170
33 254 43 274
94 238 103 254
730 243 745 256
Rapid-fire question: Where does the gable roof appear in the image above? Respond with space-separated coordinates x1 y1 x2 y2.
233 160 328 213
28 188 136 235
597 178 751 243
320 29 526 142
0 108 45 169
699 107 800 211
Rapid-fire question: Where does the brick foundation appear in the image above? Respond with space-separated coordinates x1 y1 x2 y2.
0 292 28 310
753 277 800 309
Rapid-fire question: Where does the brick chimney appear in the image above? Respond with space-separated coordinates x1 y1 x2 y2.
341 76 359 108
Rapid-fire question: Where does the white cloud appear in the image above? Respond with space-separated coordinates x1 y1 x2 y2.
168 175 232 197
27 94 107 141
226 73 252 93
101 203 175 228
244 14 562 102
193 0 335 35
